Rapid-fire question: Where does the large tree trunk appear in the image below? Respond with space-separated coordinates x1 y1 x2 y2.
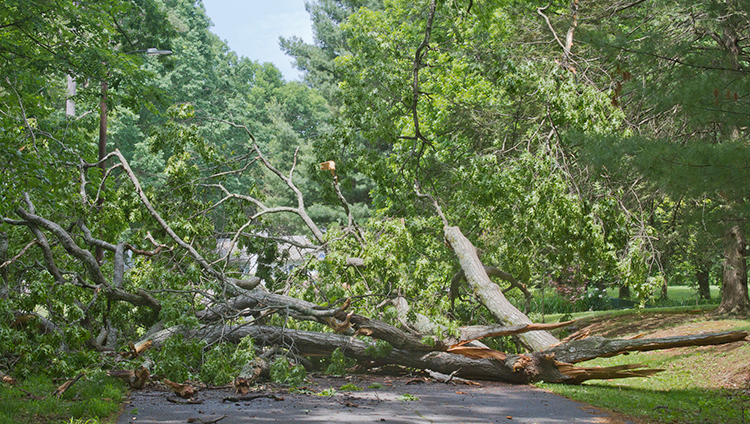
444 226 559 351
717 224 750 315
144 321 748 385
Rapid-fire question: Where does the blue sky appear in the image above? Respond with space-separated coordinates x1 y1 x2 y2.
202 0 314 81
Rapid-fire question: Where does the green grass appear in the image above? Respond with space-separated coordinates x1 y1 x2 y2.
542 303 719 324
537 308 750 424
605 285 722 305
539 382 749 424
0 372 126 424
536 285 721 323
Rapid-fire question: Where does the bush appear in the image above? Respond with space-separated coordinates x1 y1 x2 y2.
529 286 613 316
580 287 611 311
150 335 203 382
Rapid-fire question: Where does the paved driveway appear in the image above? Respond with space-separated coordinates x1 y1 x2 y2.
117 374 637 424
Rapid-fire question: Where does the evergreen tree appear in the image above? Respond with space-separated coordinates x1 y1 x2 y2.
578 0 750 314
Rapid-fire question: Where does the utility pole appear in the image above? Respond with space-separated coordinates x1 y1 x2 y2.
94 48 172 264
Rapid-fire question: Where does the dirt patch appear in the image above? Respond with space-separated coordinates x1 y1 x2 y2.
572 311 711 339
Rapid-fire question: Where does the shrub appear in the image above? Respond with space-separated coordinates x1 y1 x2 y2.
269 356 306 386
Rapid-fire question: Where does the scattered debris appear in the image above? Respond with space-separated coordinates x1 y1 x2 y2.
163 379 198 399
125 339 153 358
426 369 481 386
0 371 17 385
52 372 85 398
222 393 284 402
186 415 227 424
108 366 150 389
166 396 203 405
17 388 44 400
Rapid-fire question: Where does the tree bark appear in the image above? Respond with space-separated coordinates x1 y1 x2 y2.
618 283 630 299
444 226 559 351
452 266 532 313
542 331 749 363
697 261 711 300
150 322 746 385
717 224 750 315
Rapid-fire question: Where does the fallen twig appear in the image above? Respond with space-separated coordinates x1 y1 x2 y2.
166 396 203 404
53 373 85 398
426 369 482 386
187 415 227 423
222 393 284 402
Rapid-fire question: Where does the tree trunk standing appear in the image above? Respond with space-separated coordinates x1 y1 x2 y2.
444 226 559 351
618 283 630 299
95 80 108 264
717 224 750 315
659 276 668 299
697 262 711 300
0 232 8 298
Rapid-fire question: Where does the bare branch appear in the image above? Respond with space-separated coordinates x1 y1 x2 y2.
110 150 260 292
415 183 448 227
79 222 117 252
327 170 366 246
0 239 36 270
15 194 160 312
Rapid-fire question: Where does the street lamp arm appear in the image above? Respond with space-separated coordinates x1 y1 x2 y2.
124 48 172 56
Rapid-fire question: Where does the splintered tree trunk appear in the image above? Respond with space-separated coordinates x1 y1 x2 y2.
140 285 749 385
444 226 559 351
717 224 750 315
151 323 747 385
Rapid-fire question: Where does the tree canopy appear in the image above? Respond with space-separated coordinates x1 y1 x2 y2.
0 0 747 389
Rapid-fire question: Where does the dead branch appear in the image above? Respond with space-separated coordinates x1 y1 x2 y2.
444 225 559 351
108 366 150 389
218 122 326 244
426 369 481 386
163 379 198 399
322 160 366 245
52 373 85 398
166 396 203 404
14 194 161 313
452 266 533 313
195 290 347 326
543 331 750 363
333 309 441 351
234 358 269 394
0 239 36 270
223 393 284 402
126 339 153 358
459 321 575 343
110 149 260 292
187 415 228 424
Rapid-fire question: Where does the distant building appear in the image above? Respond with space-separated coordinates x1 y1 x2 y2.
215 236 324 278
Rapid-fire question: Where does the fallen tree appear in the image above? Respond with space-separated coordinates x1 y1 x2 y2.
144 310 748 384
2 133 748 387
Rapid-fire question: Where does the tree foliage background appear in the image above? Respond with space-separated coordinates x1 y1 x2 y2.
0 0 748 382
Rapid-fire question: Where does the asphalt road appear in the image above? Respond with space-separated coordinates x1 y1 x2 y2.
116 374 636 424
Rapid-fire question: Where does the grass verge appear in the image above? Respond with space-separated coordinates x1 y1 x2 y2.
538 382 748 424
0 372 126 424
538 308 750 424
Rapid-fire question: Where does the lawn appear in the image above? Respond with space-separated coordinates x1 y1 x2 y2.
538 308 750 424
0 373 126 424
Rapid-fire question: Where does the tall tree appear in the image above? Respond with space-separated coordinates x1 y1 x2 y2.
577 0 750 314
316 0 644 307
